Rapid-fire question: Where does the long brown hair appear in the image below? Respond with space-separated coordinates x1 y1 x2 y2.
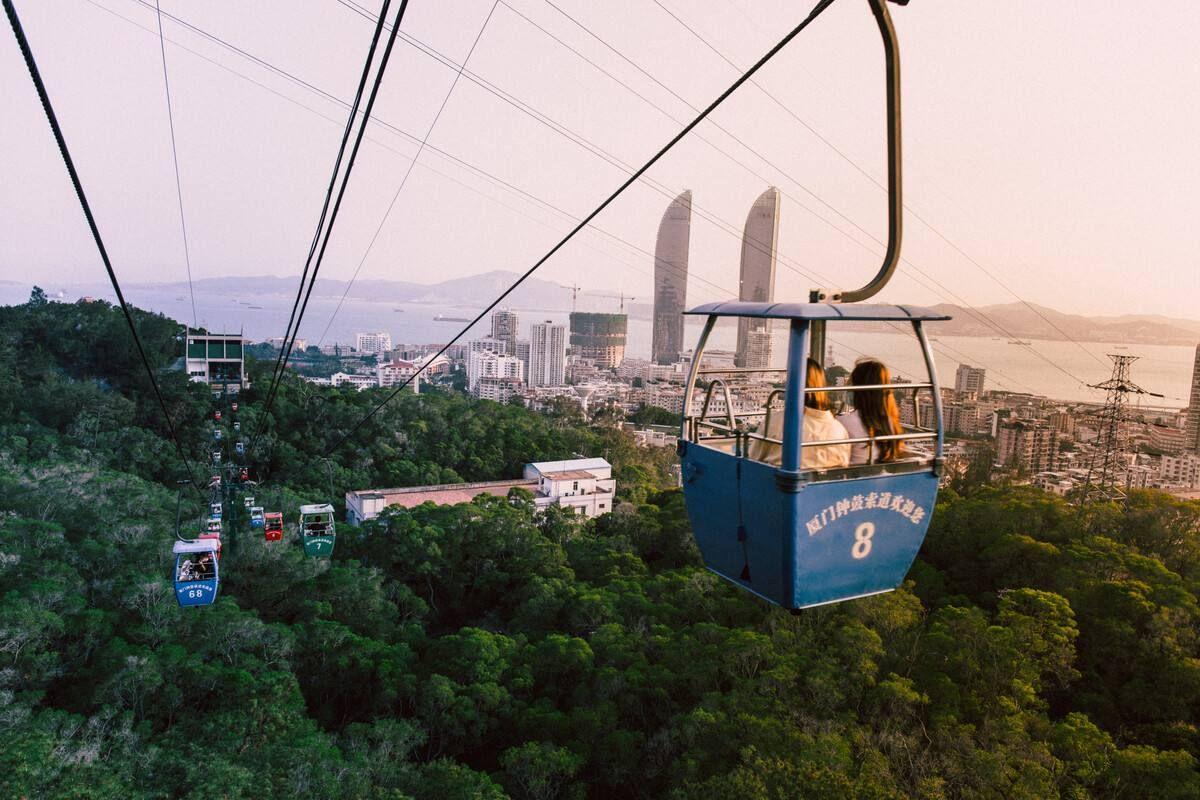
806 358 831 411
850 359 904 461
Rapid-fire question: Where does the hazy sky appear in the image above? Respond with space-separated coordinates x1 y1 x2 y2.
3 0 1198 319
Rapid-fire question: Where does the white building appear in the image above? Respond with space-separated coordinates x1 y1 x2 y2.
346 457 616 524
529 321 566 387
523 458 616 517
469 336 508 356
377 360 419 390
356 331 392 356
467 350 524 394
477 376 523 404
331 372 377 391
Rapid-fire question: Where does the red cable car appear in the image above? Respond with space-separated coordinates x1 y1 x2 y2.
231 402 238 413
199 520 223 561
214 410 222 421
264 511 284 542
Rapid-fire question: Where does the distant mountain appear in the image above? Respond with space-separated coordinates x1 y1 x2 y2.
921 302 1200 346
124 271 646 316
23 274 1198 345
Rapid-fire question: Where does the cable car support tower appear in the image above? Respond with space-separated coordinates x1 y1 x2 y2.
1078 354 1161 505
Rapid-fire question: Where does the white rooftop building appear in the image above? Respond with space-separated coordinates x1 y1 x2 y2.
346 457 616 524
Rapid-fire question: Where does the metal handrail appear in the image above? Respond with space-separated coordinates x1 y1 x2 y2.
697 379 736 433
743 430 937 448
805 382 932 392
697 366 788 376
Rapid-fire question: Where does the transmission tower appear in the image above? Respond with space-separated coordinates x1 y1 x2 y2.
1078 354 1162 504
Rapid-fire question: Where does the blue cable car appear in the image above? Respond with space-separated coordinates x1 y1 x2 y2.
676 0 946 610
213 429 222 442
173 540 219 607
678 303 947 609
235 441 245 457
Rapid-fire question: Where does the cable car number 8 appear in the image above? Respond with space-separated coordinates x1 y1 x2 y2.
852 522 875 560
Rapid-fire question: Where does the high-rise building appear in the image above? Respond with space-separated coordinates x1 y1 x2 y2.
569 312 627 369
514 340 531 381
468 336 507 357
355 331 392 356
652 191 692 365
491 309 519 354
529 320 566 387
1187 345 1200 453
467 350 523 394
735 188 780 368
997 420 1059 474
955 364 986 396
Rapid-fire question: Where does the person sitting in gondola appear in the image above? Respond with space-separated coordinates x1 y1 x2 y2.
838 358 906 466
196 553 215 579
749 358 851 469
178 558 199 582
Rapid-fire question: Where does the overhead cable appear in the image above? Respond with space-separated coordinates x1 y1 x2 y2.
5 0 201 493
152 0 198 328
252 0 411 456
324 0 841 455
315 0 501 347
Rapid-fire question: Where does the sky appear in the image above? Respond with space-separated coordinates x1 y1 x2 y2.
2 0 1199 320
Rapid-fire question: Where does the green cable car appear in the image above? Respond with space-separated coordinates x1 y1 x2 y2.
299 503 336 557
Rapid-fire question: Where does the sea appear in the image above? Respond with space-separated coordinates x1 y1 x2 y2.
5 282 1194 409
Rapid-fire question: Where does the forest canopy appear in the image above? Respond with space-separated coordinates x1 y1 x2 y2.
1 293 1199 799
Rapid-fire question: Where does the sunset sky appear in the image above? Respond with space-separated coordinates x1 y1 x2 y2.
3 0 1198 318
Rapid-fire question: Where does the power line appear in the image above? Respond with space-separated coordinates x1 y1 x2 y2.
5 0 201 493
324 0 840 456
152 0 197 328
316 0 501 347
252 0 411 456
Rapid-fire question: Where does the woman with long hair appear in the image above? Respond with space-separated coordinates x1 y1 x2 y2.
749 358 851 468
839 358 905 465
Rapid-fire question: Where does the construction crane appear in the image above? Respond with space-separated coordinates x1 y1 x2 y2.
567 284 635 313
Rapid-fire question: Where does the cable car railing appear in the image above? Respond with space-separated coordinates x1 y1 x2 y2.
686 377 940 472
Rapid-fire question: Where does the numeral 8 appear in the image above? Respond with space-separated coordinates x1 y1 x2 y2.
852 522 875 559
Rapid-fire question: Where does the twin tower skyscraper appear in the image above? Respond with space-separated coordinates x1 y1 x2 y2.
650 187 781 367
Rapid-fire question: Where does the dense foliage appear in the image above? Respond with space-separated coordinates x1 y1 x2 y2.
1 293 1199 798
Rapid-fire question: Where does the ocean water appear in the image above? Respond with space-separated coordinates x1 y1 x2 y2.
4 282 1193 408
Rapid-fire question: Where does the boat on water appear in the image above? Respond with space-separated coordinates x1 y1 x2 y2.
1007 339 1031 345
434 314 471 322
248 305 264 310
393 308 405 312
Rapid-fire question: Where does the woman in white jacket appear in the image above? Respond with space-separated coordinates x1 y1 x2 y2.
749 358 850 469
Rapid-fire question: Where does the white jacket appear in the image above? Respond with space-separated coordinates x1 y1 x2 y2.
749 406 851 469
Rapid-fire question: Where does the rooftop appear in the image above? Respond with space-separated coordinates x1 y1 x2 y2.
540 470 599 481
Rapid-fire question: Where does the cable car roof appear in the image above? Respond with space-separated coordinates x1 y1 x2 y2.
173 540 220 554
300 503 335 514
684 301 951 322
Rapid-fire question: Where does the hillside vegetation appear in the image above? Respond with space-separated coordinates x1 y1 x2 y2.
1 292 1199 799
